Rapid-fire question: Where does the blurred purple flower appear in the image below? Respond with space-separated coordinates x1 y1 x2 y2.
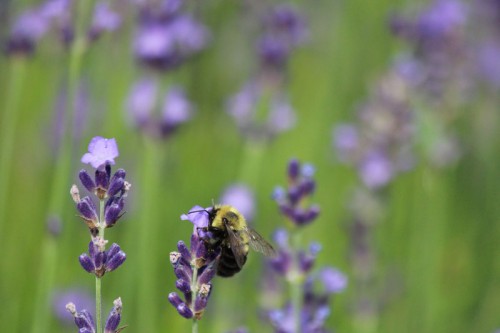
358 150 393 189
417 0 467 41
89 2 121 41
127 79 194 139
53 289 93 325
134 11 209 71
477 41 500 88
5 9 49 55
161 86 193 135
220 184 255 221
318 267 348 294
81 137 119 170
226 81 296 139
333 124 359 163
127 78 158 127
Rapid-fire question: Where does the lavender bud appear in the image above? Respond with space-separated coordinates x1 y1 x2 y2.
104 203 122 227
299 178 315 196
197 267 216 285
106 251 126 272
104 297 122 333
79 169 96 192
305 205 320 222
174 265 192 282
168 292 183 307
77 197 98 222
94 251 106 270
287 158 300 180
79 254 95 273
95 167 110 190
74 309 95 331
107 177 124 198
195 241 209 261
176 303 194 319
175 279 191 294
177 240 192 262
106 243 121 259
194 295 208 312
298 251 314 273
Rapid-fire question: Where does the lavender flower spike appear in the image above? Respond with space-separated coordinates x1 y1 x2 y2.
169 207 220 320
81 136 119 170
273 159 320 227
79 238 126 277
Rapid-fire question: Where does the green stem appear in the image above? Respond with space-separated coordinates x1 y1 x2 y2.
96 276 103 333
290 229 303 333
192 318 199 333
0 58 26 239
191 263 199 333
96 198 106 333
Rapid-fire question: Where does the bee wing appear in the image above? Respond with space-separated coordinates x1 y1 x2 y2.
244 227 277 258
225 226 247 268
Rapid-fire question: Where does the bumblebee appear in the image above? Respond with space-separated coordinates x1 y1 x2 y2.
201 205 276 277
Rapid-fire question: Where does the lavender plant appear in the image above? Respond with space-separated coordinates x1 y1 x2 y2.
168 206 220 332
126 0 208 139
226 4 307 141
67 136 130 333
265 159 347 333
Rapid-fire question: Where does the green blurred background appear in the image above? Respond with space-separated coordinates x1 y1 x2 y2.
1 0 499 332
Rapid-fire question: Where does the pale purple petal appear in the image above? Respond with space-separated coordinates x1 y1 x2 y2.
319 267 348 294
81 137 119 169
162 87 192 125
181 205 210 228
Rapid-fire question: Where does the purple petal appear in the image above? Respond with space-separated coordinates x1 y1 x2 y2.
81 137 119 170
181 206 210 228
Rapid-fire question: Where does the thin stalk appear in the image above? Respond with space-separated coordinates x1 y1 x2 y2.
290 229 303 333
192 319 199 333
96 198 106 333
96 277 103 333
191 264 199 333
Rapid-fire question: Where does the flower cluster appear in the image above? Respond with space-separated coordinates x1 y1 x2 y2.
5 0 121 56
272 159 319 226
71 137 129 235
127 0 207 139
390 0 469 101
226 4 307 140
126 78 193 139
67 136 130 332
168 207 219 320
258 4 308 71
133 0 209 72
268 268 347 333
264 159 347 333
333 67 415 188
79 239 126 278
66 298 123 333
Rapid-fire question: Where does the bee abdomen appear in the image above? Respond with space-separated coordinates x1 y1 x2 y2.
216 246 247 277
